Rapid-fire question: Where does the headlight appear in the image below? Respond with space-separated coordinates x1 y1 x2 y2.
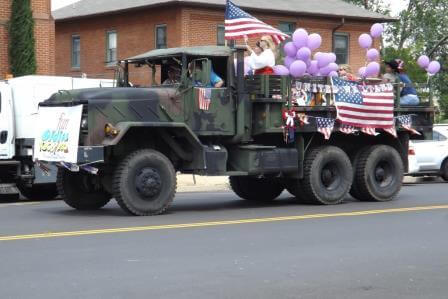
80 117 88 129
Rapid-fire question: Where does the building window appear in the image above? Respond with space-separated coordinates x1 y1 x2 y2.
334 33 349 64
155 25 167 49
217 25 225 46
106 31 117 64
278 22 296 36
71 35 80 68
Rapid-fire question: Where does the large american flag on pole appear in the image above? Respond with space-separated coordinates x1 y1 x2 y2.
225 0 290 44
332 77 395 134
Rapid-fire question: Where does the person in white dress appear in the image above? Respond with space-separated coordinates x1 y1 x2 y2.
245 35 276 75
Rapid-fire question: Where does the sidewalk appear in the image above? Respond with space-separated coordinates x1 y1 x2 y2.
176 175 431 193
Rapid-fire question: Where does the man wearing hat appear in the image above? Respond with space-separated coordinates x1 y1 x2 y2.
385 59 419 106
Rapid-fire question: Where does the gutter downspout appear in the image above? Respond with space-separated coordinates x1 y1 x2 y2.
332 18 345 52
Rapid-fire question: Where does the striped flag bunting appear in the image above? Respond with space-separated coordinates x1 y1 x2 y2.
397 115 421 135
316 117 335 140
339 124 357 135
225 0 290 44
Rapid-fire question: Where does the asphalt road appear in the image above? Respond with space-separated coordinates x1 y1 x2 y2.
0 181 447 299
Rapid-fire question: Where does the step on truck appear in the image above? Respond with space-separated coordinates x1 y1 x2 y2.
0 75 113 200
35 46 434 215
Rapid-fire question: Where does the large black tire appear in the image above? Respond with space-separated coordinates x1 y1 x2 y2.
349 147 367 200
441 159 448 182
57 168 111 210
17 183 58 200
283 178 309 203
301 146 353 205
352 145 403 202
229 176 284 202
113 149 176 216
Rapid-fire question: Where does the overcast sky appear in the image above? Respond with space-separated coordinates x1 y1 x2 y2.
51 0 408 15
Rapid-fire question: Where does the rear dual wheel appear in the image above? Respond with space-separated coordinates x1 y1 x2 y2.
350 145 403 202
299 146 353 205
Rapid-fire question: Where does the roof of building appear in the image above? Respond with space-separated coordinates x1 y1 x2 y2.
53 0 395 22
126 46 233 61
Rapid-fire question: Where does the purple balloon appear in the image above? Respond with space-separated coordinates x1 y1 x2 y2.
320 66 332 76
273 65 290 76
305 59 312 67
366 61 380 77
417 55 430 69
296 47 311 61
284 42 297 58
329 71 339 77
370 23 384 38
427 61 441 75
290 60 307 77
358 67 367 78
358 33 373 49
293 28 309 49
366 48 379 62
308 60 319 75
284 56 295 68
313 52 323 61
328 62 339 72
317 53 332 68
328 53 337 63
307 33 322 51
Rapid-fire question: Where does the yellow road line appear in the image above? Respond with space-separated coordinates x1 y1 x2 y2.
1 205 448 242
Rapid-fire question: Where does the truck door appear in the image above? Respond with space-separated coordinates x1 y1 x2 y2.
0 84 15 159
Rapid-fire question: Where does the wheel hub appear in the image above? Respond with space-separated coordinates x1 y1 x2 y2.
321 163 340 190
374 161 393 186
135 168 162 199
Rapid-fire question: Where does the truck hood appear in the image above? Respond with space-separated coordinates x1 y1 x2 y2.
42 87 178 105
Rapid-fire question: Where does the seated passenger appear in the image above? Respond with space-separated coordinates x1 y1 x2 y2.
382 62 397 84
189 62 224 88
162 67 179 85
338 64 357 81
386 59 419 106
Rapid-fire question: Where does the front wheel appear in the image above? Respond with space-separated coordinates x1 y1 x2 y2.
113 149 176 216
57 169 111 210
352 145 404 202
440 159 448 182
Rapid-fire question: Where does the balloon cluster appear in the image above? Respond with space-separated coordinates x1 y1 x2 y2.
274 28 339 77
357 23 383 78
417 55 441 76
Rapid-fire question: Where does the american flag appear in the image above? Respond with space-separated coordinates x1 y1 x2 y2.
333 77 395 135
225 0 290 44
316 117 335 140
198 88 212 111
397 115 421 135
339 124 357 135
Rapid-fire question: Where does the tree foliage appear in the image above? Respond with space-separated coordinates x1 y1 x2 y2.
8 0 37 76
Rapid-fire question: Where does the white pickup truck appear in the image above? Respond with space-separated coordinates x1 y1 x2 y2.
0 75 114 199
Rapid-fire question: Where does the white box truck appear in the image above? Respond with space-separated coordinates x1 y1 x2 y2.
0 75 114 199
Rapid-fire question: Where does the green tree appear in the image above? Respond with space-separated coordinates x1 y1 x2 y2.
8 0 37 76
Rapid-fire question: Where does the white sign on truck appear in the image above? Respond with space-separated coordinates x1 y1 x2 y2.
34 105 83 164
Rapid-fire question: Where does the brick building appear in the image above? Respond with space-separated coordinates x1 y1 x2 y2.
53 0 392 83
0 0 55 78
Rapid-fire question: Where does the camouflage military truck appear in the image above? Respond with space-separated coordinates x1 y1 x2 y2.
37 45 434 216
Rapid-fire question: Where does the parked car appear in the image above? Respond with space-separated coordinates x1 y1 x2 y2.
408 125 448 181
